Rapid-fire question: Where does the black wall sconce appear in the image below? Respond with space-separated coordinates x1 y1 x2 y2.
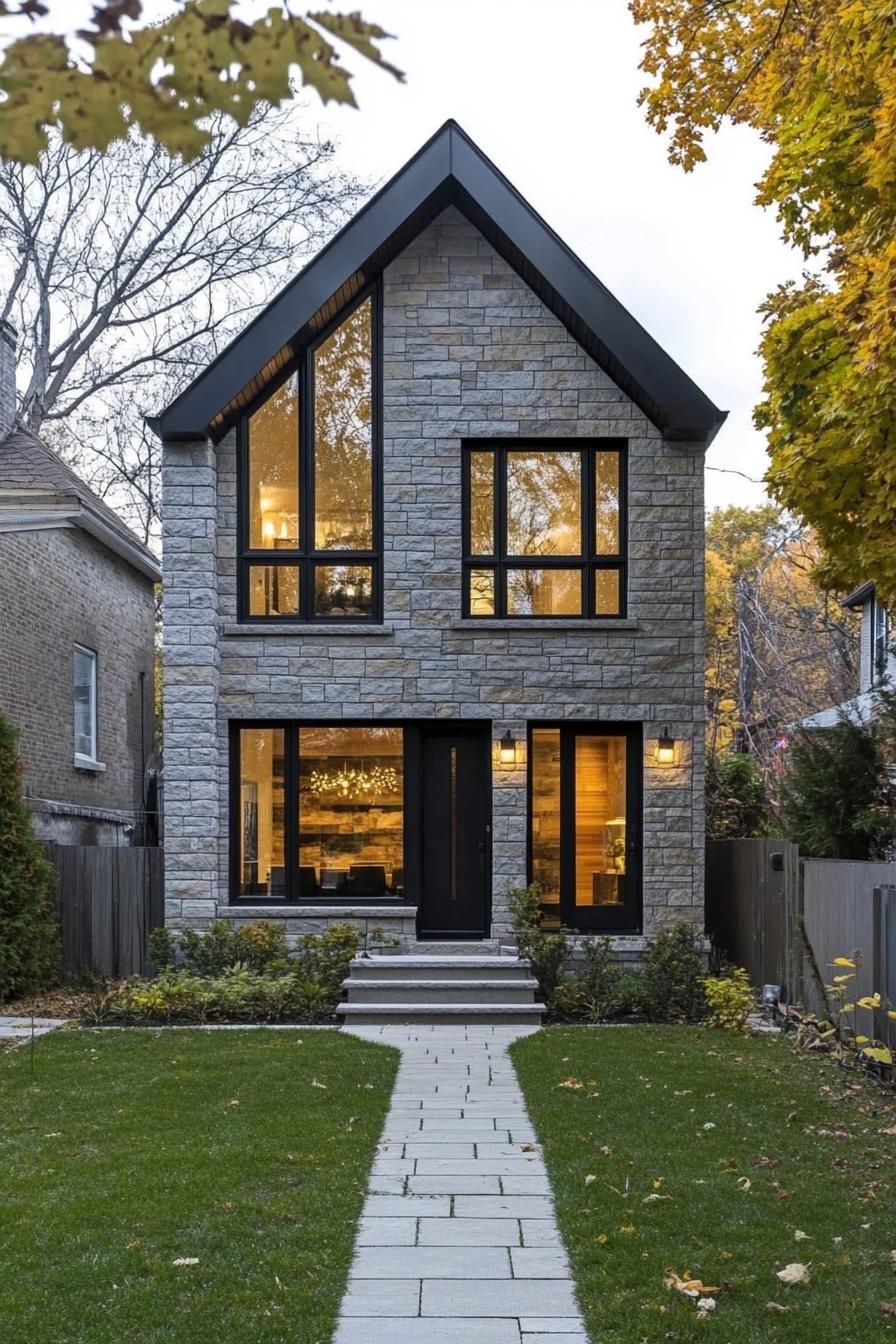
499 730 517 765
655 727 676 765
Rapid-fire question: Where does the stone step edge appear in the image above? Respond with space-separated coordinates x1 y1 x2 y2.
349 956 527 969
337 1002 547 1018
342 977 539 991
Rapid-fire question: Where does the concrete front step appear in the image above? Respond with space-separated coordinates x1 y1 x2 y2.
343 978 539 1006
349 956 528 981
338 1002 546 1026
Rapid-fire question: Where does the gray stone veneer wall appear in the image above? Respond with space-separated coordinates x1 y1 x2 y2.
162 207 705 943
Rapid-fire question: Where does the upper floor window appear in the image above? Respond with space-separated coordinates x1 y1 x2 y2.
873 600 890 682
240 287 379 621
73 645 97 762
463 441 626 618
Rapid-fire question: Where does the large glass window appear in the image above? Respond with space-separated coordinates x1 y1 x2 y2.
233 723 404 901
529 726 639 931
73 645 97 761
240 291 378 621
299 727 403 898
464 443 626 618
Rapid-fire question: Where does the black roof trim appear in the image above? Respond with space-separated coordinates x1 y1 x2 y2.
842 581 875 610
151 121 726 446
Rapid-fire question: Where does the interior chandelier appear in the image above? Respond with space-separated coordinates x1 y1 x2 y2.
307 763 400 801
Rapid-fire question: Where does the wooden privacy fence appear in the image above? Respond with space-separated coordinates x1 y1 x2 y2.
46 844 164 980
707 841 896 1044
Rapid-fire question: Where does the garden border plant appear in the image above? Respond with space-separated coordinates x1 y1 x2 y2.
83 920 361 1026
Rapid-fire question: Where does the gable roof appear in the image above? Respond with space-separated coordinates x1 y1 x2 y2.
150 121 726 447
0 425 161 581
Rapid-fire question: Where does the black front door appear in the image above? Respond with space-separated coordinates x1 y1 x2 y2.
418 725 491 938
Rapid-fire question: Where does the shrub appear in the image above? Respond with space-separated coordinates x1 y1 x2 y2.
85 921 361 1026
574 937 623 1022
641 923 707 1022
148 920 290 977
779 699 896 859
706 750 769 839
507 883 569 1003
0 713 59 1002
702 966 754 1031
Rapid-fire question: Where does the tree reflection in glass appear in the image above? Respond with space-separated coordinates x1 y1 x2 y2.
248 374 299 549
506 451 581 556
314 298 373 551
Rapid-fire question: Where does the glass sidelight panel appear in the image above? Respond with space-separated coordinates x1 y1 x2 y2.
314 297 373 551
298 726 403 896
531 729 561 927
469 451 495 554
238 727 286 897
574 735 628 909
248 375 299 549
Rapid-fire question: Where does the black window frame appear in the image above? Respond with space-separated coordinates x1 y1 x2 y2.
461 438 628 619
526 721 643 934
872 599 890 683
229 719 417 906
237 280 383 623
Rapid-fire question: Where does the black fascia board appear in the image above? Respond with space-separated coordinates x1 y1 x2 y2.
151 120 726 446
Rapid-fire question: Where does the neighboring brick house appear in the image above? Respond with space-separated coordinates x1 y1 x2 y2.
798 582 893 732
0 320 161 845
152 123 726 952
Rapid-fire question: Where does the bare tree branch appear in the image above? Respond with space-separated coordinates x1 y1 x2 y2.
0 101 367 545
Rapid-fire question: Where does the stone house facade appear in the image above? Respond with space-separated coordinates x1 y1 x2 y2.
0 321 161 844
155 124 725 951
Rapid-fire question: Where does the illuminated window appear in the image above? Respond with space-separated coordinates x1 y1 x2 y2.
464 443 625 618
240 292 378 620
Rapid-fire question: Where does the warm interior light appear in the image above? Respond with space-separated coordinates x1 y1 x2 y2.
656 728 676 765
499 730 516 765
262 517 275 541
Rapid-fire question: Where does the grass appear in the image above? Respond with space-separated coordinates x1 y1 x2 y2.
512 1026 896 1343
0 1027 398 1344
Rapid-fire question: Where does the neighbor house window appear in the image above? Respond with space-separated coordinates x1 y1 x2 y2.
73 645 97 761
233 723 404 901
240 288 379 621
872 600 890 682
463 441 626 617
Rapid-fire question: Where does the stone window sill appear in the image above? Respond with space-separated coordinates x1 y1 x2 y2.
449 619 639 633
74 755 107 773
222 623 395 639
217 904 416 919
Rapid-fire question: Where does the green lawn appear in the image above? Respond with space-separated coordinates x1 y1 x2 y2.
512 1027 896 1343
0 1028 397 1344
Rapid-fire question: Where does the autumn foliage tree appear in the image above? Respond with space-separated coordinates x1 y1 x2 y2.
0 1 403 163
632 0 896 605
705 505 857 765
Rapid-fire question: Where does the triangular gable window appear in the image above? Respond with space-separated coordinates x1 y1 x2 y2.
239 286 379 622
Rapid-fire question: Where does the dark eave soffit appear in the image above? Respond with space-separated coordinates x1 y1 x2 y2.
150 121 727 447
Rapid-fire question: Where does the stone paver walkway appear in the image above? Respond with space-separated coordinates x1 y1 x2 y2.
338 1024 588 1344
0 1016 64 1043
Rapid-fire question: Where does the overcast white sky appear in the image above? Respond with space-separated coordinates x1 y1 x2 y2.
4 1 802 511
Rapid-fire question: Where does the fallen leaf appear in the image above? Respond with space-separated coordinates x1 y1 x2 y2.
882 1303 896 1317
736 1177 752 1192
776 1263 811 1286
585 1174 596 1186
767 1301 791 1313
642 1193 672 1203
311 1079 327 1089
665 1271 720 1297
832 957 856 968
696 1297 716 1318
794 1230 810 1242
172 1257 199 1267
521 1143 535 1152
558 1077 584 1090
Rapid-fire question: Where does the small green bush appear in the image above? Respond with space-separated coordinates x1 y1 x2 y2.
574 937 623 1022
507 883 569 1003
86 922 362 1026
702 966 754 1030
0 713 59 1002
641 922 707 1022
